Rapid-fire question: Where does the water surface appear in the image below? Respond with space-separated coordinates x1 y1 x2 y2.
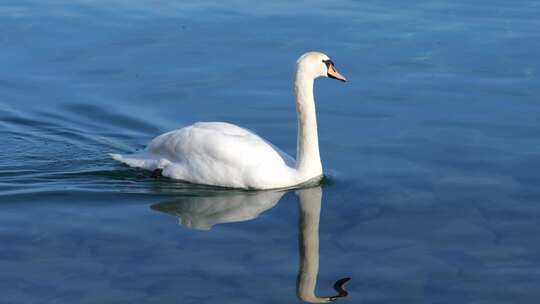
1 1 540 303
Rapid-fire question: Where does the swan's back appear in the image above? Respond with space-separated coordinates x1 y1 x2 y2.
149 122 288 165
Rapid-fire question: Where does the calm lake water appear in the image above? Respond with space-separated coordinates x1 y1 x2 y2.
1 1 540 303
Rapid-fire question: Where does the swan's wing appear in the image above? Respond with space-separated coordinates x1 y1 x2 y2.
264 140 296 168
194 122 296 167
147 122 293 167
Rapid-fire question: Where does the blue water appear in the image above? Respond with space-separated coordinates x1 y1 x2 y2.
1 1 540 303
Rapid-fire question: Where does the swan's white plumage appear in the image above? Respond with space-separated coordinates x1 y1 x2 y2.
111 51 344 189
112 122 298 189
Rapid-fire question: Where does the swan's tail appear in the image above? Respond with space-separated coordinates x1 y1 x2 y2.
110 152 171 171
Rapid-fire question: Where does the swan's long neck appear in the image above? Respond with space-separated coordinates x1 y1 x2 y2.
296 187 326 303
294 71 322 178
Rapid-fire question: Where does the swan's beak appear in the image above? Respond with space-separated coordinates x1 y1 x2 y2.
327 64 347 82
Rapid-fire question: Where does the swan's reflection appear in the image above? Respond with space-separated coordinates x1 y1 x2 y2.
151 187 349 302
151 191 284 230
296 187 350 303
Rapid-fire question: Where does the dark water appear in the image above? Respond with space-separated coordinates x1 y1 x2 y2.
1 1 540 303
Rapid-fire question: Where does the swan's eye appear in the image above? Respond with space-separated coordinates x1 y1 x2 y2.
322 59 335 69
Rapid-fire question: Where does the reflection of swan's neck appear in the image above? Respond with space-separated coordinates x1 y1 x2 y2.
294 70 322 178
296 187 326 303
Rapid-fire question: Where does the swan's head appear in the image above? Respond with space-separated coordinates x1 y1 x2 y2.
296 52 346 82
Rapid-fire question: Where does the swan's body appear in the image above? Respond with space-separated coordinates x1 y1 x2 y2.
112 122 300 189
111 52 346 189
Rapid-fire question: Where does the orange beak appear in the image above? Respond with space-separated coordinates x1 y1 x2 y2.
327 63 347 82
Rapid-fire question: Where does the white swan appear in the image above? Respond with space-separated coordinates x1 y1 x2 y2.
111 52 346 189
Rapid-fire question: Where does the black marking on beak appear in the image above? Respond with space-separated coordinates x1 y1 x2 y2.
323 59 346 82
322 59 335 69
